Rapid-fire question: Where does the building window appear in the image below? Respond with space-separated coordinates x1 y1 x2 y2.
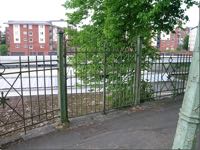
15 38 19 41
29 38 33 42
40 45 45 48
40 38 44 42
23 31 27 35
39 25 44 28
29 45 33 49
14 25 19 28
23 25 27 28
28 25 32 29
29 31 33 36
24 38 27 41
40 32 44 35
15 44 20 48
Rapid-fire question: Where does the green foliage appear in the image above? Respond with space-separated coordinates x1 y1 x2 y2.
176 46 182 51
140 80 154 103
0 44 8 56
64 0 196 106
183 35 189 51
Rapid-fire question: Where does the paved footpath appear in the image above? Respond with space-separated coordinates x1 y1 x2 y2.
6 97 200 149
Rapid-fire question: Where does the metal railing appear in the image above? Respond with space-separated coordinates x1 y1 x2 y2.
65 49 191 118
0 52 191 137
0 55 59 137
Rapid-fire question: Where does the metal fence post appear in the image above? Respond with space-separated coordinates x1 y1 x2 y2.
103 48 107 114
134 36 142 105
58 31 69 125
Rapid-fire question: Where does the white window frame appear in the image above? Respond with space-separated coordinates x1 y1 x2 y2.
28 25 32 29
23 31 27 35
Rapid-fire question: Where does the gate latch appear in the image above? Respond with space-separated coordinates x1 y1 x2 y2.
0 92 9 109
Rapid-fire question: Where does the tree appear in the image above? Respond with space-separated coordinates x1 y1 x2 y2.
0 44 8 56
183 35 189 50
64 0 197 107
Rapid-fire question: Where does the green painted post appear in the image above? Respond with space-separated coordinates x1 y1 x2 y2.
58 31 69 125
172 24 200 149
134 36 142 105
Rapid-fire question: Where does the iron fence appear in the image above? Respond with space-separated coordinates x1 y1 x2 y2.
66 49 191 118
0 52 191 137
0 55 59 137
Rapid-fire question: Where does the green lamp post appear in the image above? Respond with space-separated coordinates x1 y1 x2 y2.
172 23 200 149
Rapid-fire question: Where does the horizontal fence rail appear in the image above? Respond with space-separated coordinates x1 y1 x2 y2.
0 53 191 137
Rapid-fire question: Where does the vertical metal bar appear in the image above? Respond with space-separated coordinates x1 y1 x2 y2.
103 47 106 114
50 55 54 118
116 55 120 108
43 55 48 120
35 55 40 120
176 54 180 94
85 49 88 114
19 56 26 134
174 55 178 97
28 56 33 125
111 51 115 108
80 66 83 115
94 59 97 113
182 54 186 92
75 48 78 116
149 56 153 100
159 54 164 98
64 37 68 118
156 55 161 99
70 70 73 117
134 36 142 105
57 31 69 124
98 62 102 111
119 51 122 107
179 54 183 93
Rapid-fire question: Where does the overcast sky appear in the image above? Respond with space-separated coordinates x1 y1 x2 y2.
0 0 199 32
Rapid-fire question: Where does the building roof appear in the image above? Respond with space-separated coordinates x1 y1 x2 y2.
6 20 53 25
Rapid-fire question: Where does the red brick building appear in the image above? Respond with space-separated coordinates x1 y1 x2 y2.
159 27 189 51
6 21 61 55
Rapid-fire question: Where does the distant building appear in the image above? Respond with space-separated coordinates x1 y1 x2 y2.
189 26 198 51
157 27 189 51
5 20 62 55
